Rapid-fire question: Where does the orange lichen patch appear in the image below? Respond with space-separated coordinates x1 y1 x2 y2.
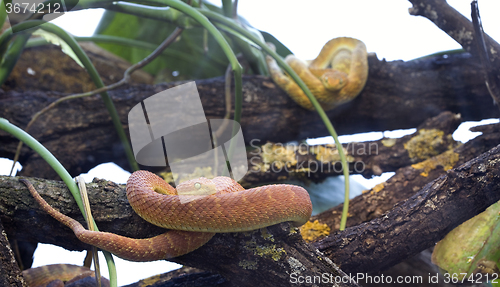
404 129 452 161
362 183 385 195
372 183 385 193
300 220 331 242
411 149 460 177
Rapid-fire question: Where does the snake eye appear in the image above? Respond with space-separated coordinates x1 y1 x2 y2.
194 182 201 189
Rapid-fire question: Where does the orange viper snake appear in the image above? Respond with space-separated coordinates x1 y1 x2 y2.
266 37 368 111
22 170 312 261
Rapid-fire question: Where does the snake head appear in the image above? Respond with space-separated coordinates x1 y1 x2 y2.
318 69 348 92
176 177 217 196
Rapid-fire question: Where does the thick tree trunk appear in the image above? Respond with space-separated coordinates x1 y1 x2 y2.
0 176 357 287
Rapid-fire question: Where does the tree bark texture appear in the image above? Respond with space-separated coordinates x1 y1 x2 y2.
316 144 500 274
244 111 461 187
408 0 500 68
312 121 500 231
408 0 500 110
0 219 27 287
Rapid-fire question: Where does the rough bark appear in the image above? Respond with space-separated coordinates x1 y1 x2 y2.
408 0 500 110
0 45 498 180
408 0 500 67
0 219 27 287
3 42 153 93
244 111 461 187
312 121 500 231
359 249 474 287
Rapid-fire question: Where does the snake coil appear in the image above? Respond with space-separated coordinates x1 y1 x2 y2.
22 171 312 261
266 37 369 111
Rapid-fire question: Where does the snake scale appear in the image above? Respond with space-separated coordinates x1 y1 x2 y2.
22 264 110 287
266 37 368 111
21 170 312 262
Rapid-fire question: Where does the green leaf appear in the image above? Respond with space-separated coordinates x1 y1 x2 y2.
94 10 230 81
261 31 293 58
93 5 292 81
33 29 83 67
432 200 500 280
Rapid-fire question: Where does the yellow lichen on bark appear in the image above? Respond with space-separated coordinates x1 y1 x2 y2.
300 220 331 242
363 182 385 194
381 138 397 147
244 241 286 261
310 144 353 163
260 142 298 171
404 129 453 161
411 149 460 177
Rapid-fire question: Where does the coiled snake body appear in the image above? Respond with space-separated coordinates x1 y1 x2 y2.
266 37 368 111
22 170 312 261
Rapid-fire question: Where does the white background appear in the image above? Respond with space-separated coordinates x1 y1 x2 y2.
1 1 500 285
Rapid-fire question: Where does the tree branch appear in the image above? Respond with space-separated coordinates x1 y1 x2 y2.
316 144 500 274
0 176 358 287
408 0 500 67
2 120 500 283
0 44 497 180
244 111 461 187
312 121 500 231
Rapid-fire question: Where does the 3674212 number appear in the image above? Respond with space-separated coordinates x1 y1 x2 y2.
443 272 499 284
5 2 61 14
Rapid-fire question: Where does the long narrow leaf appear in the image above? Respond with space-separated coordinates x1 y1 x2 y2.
0 20 138 172
0 118 117 287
